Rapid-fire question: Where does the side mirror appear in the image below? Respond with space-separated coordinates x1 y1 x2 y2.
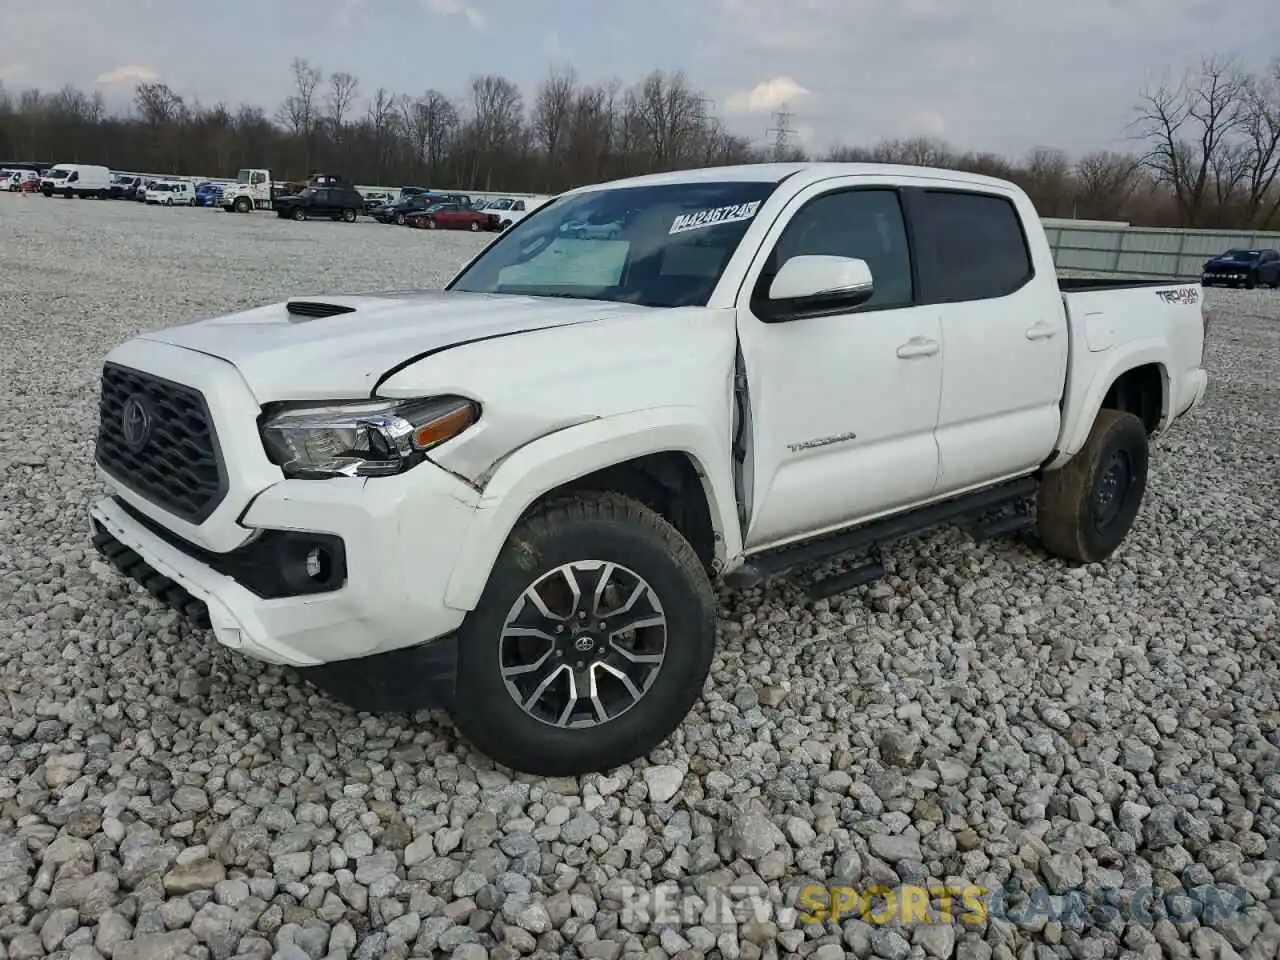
762 255 874 321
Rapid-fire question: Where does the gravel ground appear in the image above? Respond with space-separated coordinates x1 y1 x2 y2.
0 195 1277 960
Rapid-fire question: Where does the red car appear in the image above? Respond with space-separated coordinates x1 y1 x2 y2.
405 202 499 232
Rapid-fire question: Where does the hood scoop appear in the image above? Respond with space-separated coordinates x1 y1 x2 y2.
286 300 357 320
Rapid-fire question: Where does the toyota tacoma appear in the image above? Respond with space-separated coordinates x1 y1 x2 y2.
89 163 1209 775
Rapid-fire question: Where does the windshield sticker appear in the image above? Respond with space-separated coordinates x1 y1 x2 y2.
669 201 761 235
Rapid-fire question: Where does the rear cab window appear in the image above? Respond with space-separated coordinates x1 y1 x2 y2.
910 190 1033 303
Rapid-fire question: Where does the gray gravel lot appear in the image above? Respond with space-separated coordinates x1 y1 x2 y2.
1 195 1278 960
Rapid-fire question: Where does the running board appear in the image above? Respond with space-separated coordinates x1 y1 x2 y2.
726 476 1039 594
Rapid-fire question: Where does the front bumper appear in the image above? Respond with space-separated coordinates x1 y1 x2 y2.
89 451 481 672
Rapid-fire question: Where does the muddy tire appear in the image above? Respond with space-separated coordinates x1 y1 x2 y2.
1037 409 1149 564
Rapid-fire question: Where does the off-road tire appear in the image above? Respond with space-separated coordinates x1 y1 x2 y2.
447 491 717 776
1037 409 1149 563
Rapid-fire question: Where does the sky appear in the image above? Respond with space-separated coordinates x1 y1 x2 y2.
1 0 1275 160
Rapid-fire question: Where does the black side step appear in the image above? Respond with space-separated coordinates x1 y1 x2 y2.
725 476 1039 593
969 511 1035 541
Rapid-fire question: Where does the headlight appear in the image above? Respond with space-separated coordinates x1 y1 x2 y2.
260 396 478 479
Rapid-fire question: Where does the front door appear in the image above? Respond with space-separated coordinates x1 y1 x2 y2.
736 181 944 551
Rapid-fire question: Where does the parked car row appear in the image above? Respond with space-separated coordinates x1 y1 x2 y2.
1 169 41 192
6 162 551 231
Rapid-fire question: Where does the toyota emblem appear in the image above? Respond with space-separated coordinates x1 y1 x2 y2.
120 395 152 452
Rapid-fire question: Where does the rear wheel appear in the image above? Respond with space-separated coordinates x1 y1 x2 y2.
342 208 357 223
447 492 716 776
1037 409 1149 564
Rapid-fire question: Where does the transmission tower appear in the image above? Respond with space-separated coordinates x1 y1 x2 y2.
767 105 794 159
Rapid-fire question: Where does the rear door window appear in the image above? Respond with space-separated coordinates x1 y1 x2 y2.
911 190 1033 303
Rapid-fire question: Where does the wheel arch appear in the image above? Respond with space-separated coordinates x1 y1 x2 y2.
443 411 738 611
1049 345 1171 470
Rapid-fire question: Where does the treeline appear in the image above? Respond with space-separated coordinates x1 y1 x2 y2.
1 55 1277 230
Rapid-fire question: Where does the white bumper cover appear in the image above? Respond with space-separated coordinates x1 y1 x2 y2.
91 456 481 667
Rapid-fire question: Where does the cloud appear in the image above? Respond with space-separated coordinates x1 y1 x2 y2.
543 31 570 61
726 77 812 115
420 0 486 30
687 0 1278 156
96 65 159 87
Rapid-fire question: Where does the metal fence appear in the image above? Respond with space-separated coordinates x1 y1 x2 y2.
1043 219 1280 280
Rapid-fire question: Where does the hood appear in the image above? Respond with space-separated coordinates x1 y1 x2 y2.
139 290 654 402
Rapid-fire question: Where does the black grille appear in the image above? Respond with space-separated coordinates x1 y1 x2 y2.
287 300 355 319
95 363 228 523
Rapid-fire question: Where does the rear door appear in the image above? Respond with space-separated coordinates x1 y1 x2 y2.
906 187 1068 493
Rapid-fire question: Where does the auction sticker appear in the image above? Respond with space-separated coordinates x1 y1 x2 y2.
670 201 761 235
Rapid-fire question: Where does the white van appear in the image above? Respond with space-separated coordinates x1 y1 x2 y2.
145 181 196 206
40 164 113 199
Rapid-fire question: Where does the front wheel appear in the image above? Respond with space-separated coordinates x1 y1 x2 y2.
426 218 437 229
235 197 251 214
293 207 306 221
469 221 480 232
342 208 357 223
1036 409 1149 564
447 492 717 776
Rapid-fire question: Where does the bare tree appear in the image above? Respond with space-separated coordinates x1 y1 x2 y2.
1021 147 1074 216
276 58 322 169
398 90 459 179
1074 151 1142 219
134 83 185 126
626 71 706 170
531 68 578 180
1133 56 1250 226
463 75 524 188
1239 61 1280 228
326 71 360 135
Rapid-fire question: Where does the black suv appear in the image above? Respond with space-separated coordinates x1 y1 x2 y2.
274 184 365 222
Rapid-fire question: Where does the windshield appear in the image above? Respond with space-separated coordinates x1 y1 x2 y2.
237 170 253 183
1222 249 1259 260
448 180 778 308
47 168 70 180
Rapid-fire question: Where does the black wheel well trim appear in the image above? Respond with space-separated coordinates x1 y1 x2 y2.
1099 362 1166 434
521 451 723 575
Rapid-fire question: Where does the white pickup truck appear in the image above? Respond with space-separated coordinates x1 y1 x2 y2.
89 162 1208 776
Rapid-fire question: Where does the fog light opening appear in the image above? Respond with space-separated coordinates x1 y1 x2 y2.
305 546 330 581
